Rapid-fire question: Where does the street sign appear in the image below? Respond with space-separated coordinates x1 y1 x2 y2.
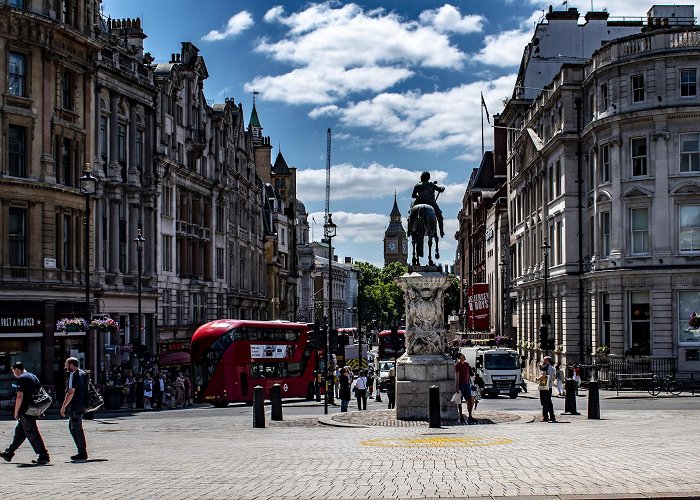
104 345 116 354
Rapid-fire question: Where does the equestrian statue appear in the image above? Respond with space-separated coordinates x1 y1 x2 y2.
407 171 445 267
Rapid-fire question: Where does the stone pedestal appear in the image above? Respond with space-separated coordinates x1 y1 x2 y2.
394 269 454 421
396 354 455 420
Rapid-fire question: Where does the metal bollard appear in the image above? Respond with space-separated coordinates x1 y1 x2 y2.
564 379 580 415
271 383 283 421
253 385 265 428
587 380 600 419
428 385 441 428
375 380 382 402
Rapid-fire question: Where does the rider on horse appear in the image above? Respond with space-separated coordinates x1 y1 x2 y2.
411 171 446 238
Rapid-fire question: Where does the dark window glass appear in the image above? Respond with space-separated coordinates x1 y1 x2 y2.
8 125 27 177
60 138 73 186
9 208 27 266
62 70 74 110
8 52 26 97
632 74 644 103
681 69 697 97
631 137 647 177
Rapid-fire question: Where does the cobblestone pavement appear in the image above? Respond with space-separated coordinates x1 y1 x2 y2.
329 409 524 426
1 407 699 499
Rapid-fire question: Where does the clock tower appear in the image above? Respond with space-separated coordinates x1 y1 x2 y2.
383 193 408 267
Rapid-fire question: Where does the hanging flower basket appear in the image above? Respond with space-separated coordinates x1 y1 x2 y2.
90 318 120 333
688 312 700 330
56 318 88 333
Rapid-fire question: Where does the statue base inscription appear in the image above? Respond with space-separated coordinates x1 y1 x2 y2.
394 269 455 421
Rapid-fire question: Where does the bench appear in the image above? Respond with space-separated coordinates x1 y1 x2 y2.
615 373 654 395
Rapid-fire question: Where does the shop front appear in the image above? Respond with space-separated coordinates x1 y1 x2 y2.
0 311 44 409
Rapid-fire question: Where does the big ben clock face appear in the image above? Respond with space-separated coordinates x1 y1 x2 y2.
387 241 397 252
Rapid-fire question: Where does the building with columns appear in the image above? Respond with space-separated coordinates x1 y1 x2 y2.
0 0 103 392
500 5 700 376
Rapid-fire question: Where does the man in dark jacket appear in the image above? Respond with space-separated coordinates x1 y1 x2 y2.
60 357 89 460
0 361 50 464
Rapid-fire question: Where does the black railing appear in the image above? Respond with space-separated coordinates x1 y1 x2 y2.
592 356 677 388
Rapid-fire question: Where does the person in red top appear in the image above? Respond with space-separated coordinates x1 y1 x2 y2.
455 354 474 423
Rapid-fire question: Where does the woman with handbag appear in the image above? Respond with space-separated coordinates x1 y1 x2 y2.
0 362 50 464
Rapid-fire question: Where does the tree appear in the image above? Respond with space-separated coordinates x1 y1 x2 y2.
355 261 407 329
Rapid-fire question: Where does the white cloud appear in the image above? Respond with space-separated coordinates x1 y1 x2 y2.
201 11 254 42
331 75 516 159
247 3 468 105
418 4 484 34
473 28 532 67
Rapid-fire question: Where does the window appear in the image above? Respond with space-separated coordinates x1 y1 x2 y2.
117 124 126 164
8 52 26 97
600 293 610 347
63 215 71 269
8 0 25 8
601 211 611 257
216 247 224 279
631 137 647 177
680 132 700 172
554 160 561 197
59 137 73 186
176 290 186 325
61 0 72 25
99 116 108 160
9 208 27 266
61 70 74 110
162 234 173 271
630 291 651 355
8 125 27 177
216 205 224 232
680 69 697 97
136 131 144 171
631 74 644 103
679 290 700 344
599 144 610 183
192 292 206 325
631 207 649 255
680 205 700 252
161 289 171 327
600 83 608 111
162 185 173 217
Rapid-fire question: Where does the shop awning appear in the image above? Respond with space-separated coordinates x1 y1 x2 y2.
158 351 191 366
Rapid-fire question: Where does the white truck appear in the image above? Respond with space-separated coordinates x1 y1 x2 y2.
459 347 523 399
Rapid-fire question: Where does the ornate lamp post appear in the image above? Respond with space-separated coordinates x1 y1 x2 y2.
134 228 145 363
541 239 551 355
79 163 96 371
323 214 337 415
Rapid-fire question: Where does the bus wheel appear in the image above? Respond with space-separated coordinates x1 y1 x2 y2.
212 401 228 408
244 401 254 406
509 393 518 399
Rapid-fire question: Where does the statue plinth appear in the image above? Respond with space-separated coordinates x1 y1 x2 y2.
394 270 455 421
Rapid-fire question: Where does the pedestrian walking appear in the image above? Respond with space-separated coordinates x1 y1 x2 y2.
184 373 193 406
155 373 166 410
367 364 375 397
354 369 368 410
124 371 135 409
386 368 396 409
455 353 474 423
573 364 581 395
339 367 351 412
143 373 153 409
60 357 89 461
538 356 557 422
175 373 186 407
0 362 50 464
555 363 565 397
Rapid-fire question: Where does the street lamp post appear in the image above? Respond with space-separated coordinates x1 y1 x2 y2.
134 228 145 364
541 239 551 355
79 163 96 372
323 214 337 415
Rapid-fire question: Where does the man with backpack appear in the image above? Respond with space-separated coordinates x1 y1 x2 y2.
0 361 51 464
60 357 89 461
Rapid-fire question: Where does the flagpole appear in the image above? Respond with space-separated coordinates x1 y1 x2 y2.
481 92 485 157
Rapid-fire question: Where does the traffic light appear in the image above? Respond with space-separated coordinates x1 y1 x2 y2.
541 314 551 325
547 338 555 351
329 328 338 353
539 325 549 350
390 326 399 353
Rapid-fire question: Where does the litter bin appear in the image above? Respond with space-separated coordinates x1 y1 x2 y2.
105 386 123 410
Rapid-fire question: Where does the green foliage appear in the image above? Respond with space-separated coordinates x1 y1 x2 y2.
356 261 407 328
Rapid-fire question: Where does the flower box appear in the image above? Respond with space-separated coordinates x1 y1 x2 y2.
90 318 120 333
56 317 88 332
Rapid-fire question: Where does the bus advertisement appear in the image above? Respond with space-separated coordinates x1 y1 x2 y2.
378 329 406 361
191 320 322 406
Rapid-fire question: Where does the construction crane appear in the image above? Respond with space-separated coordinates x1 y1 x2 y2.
325 128 331 224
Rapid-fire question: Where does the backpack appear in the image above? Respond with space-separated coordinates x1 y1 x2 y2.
84 377 104 413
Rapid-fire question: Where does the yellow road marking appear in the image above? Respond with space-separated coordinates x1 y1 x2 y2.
360 436 513 448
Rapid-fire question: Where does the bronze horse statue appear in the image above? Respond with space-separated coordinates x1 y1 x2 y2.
407 204 440 266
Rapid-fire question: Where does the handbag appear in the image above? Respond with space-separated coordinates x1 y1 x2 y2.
85 377 104 413
450 391 462 405
25 386 53 417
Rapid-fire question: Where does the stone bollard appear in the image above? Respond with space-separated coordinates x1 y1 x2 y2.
253 385 265 428
271 383 283 421
564 379 580 415
428 385 441 428
587 380 600 419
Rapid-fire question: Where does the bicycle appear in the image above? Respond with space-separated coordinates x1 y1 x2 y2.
648 374 682 396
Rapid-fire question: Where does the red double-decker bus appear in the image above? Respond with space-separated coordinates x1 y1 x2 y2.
378 329 406 361
191 320 321 406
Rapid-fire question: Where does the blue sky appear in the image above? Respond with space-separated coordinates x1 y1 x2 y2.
102 0 697 267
